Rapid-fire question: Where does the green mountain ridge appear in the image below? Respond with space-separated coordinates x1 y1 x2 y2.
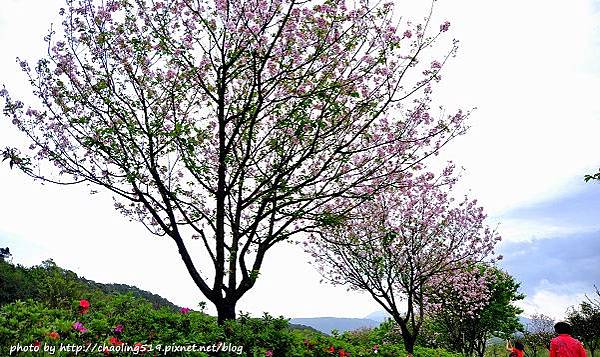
0 258 181 310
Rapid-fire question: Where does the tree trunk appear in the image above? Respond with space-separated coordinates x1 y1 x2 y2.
216 300 236 324
396 320 416 356
477 344 486 357
404 338 415 357
475 333 487 357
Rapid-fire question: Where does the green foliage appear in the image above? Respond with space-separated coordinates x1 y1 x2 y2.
568 288 600 357
0 296 467 357
223 313 297 356
0 258 467 356
27 260 94 309
317 211 347 227
0 300 71 349
0 259 180 311
88 282 181 311
0 260 35 305
477 268 525 338
0 247 10 260
0 294 226 356
584 169 600 182
484 342 507 357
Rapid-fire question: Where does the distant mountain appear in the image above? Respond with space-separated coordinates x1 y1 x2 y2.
364 310 392 322
290 311 533 336
364 310 534 328
289 317 381 334
519 316 532 329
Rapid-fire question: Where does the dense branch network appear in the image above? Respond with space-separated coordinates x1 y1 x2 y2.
1 0 465 321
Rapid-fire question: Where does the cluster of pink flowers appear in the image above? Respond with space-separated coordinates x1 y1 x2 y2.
72 321 88 333
113 324 124 334
440 21 451 32
72 300 95 335
308 161 501 320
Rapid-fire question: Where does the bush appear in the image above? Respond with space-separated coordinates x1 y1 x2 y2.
0 261 36 305
0 297 466 356
0 296 219 356
0 259 465 356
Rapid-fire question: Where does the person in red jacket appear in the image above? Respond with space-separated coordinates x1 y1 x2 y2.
506 339 525 357
550 322 587 357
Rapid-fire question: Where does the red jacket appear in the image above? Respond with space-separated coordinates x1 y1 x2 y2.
511 347 524 357
550 334 587 357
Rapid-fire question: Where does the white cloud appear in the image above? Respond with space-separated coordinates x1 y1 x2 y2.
517 280 592 320
492 217 600 243
433 0 600 215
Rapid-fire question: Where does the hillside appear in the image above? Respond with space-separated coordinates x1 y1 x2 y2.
0 258 182 311
84 280 181 311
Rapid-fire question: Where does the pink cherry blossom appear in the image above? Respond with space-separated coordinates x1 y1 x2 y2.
1 0 464 324
440 21 451 32
308 165 500 353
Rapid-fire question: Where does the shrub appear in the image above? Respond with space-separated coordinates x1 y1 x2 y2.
0 259 465 356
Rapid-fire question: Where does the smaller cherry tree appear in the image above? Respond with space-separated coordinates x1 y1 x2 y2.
522 314 555 357
568 288 600 357
308 167 501 355
427 266 524 357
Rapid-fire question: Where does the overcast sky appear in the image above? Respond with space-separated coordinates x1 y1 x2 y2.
1 0 599 321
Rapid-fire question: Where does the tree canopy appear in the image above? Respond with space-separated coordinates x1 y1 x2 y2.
1 0 465 322
568 288 600 357
0 247 11 261
522 314 555 357
309 168 501 354
428 266 524 357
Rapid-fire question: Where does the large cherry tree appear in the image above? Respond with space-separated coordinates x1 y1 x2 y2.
1 0 465 322
308 169 501 355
